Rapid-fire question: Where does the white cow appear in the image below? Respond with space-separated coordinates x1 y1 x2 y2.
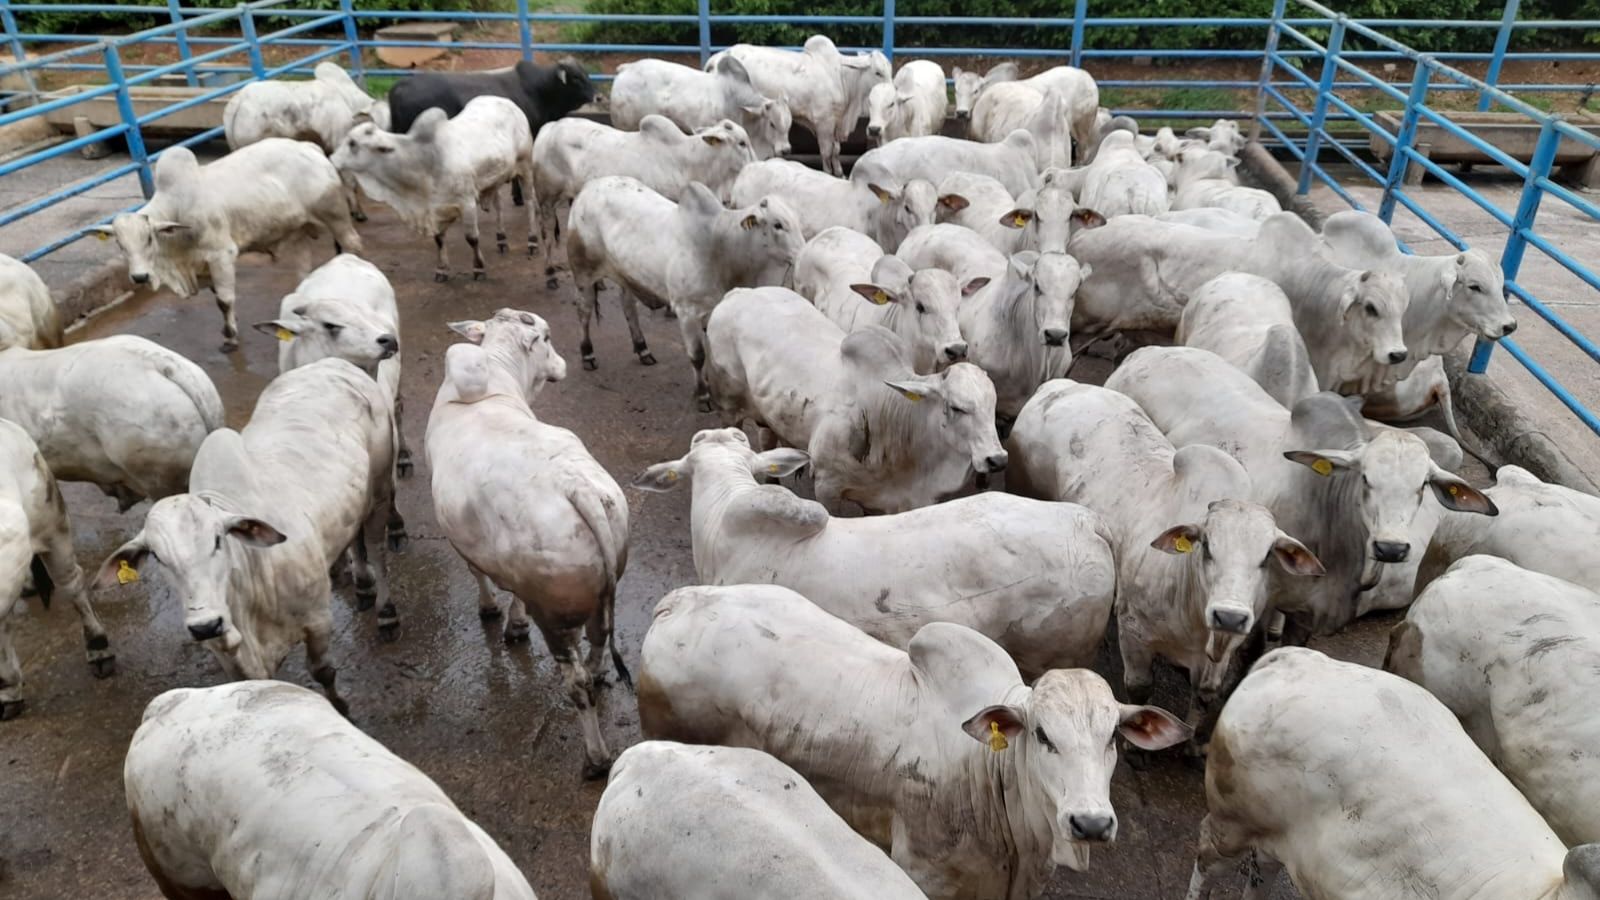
1153 207 1261 237
793 226 976 372
126 682 539 900
1416 464 1600 594
592 741 925 900
1184 118 1246 155
730 158 936 250
640 584 1190 900
896 223 1088 420
565 177 804 407
1388 555 1600 846
0 330 222 510
634 427 1115 677
707 293 1006 513
222 61 389 221
0 419 111 720
94 357 397 712
1006 380 1323 746
94 141 361 352
934 173 1105 256
332 97 534 282
1047 131 1169 219
866 59 948 144
1176 273 1319 407
852 131 1039 198
1171 151 1281 220
970 82 1073 170
951 61 1018 123
1107 347 1497 640
611 56 793 160
428 310 628 779
1187 646 1600 900
532 115 754 260
1014 65 1100 161
709 35 886 175
0 253 62 349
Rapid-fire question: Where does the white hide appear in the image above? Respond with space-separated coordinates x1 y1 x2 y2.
634 427 1115 677
125 682 538 900
705 290 1006 513
951 61 1018 122
970 81 1073 170
1171 151 1281 220
1046 131 1169 219
1015 65 1101 160
1176 273 1319 408
0 254 62 349
934 173 1104 256
611 57 793 160
223 62 386 153
866 59 948 144
730 158 935 250
1187 647 1600 900
853 131 1039 198
639 583 1190 900
1153 207 1261 237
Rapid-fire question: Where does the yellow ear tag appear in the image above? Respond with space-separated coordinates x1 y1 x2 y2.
872 290 890 305
899 390 923 402
988 720 1009 752
94 230 110 242
1311 459 1334 477
1447 484 1460 496
767 463 781 474
1012 213 1029 227
1173 535 1193 554
664 469 678 482
274 327 295 342
116 559 139 584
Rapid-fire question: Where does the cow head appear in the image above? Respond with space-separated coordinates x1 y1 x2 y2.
1004 180 1105 254
1339 270 1410 369
93 493 287 652
961 669 1188 870
1443 248 1516 340
93 214 196 294
864 82 897 143
850 263 977 370
730 193 805 285
743 96 792 160
1285 427 1496 587
885 362 1006 474
696 119 757 165
1002 251 1088 355
332 114 437 193
865 179 937 250
1150 497 1323 688
951 61 1017 120
447 308 566 403
525 58 598 113
254 295 397 376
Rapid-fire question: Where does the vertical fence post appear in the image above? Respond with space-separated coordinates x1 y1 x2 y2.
0 1 41 102
517 0 533 62
1070 0 1087 69
882 0 894 62
1478 0 1520 112
697 0 711 66
104 43 154 198
1469 118 1559 373
1250 0 1288 143
1379 57 1431 224
1296 15 1345 195
239 4 266 79
165 0 197 86
338 0 364 84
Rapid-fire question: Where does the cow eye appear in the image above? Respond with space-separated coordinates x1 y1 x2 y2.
915 302 927 314
323 322 343 336
1034 726 1058 753
375 145 394 154
773 222 784 231
213 534 222 553
948 405 968 416
1364 302 1378 317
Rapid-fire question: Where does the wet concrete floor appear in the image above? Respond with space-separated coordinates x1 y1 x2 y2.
0 204 1422 900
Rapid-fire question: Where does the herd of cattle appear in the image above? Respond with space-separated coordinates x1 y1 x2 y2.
2 33 1599 900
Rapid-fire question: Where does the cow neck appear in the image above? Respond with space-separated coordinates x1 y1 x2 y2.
686 452 756 572
1278 462 1367 633
1400 265 1469 358
472 338 542 410
955 707 1056 897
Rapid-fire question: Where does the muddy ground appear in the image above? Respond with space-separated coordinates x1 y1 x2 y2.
0 204 1433 900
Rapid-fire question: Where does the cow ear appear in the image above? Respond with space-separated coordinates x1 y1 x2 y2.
961 704 1026 750
633 459 689 492
1185 126 1211 139
1151 523 1202 555
1072 208 1108 230
961 277 990 298
884 378 940 403
1284 450 1355 477
1118 704 1192 751
867 183 895 205
751 448 809 479
557 67 568 84
938 193 970 213
88 224 116 239
448 320 487 344
1271 534 1326 576
1428 469 1499 516
700 132 724 146
850 283 897 306
225 517 287 547
740 213 759 230
1000 208 1034 230
93 537 150 592
153 221 192 238
252 319 304 342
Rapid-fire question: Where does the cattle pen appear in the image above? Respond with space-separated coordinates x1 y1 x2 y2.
2 2 1600 899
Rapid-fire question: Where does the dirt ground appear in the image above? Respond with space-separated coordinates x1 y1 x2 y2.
0 203 1462 900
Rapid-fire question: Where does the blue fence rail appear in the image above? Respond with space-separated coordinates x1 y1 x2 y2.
1 0 1598 437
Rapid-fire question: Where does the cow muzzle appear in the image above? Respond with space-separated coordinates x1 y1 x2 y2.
867 125 883 137
1068 813 1116 843
1384 348 1409 364
130 272 151 285
1208 607 1252 635
955 109 971 120
1043 327 1070 347
943 341 969 362
1499 320 1518 336
1372 540 1410 563
376 334 399 359
186 616 226 642
982 452 1009 473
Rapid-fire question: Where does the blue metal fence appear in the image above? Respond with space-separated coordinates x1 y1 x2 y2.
0 0 1598 435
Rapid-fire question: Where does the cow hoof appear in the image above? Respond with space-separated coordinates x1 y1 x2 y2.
664 307 678 320
638 351 657 366
331 696 352 718
396 456 414 479
377 622 399 643
504 621 532 643
433 271 449 283
582 758 614 781
356 591 376 612
696 395 713 414
353 210 368 223
582 356 597 371
473 270 486 282
545 276 559 290
497 243 509 255
220 338 240 353
0 699 23 721
387 531 408 553
88 655 117 679
478 605 502 621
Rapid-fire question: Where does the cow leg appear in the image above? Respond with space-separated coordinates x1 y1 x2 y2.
469 564 500 620
504 594 533 643
536 616 612 780
342 171 367 223
1280 614 1313 648
677 313 713 411
392 392 413 481
492 187 508 255
617 287 653 366
364 506 397 638
1243 852 1286 900
815 120 842 177
462 201 487 281
324 205 364 257
348 536 377 612
1118 627 1157 705
1185 814 1251 900
209 249 241 352
539 200 561 283
304 614 350 717
433 232 450 283
576 278 602 371
0 602 25 720
42 525 113 678
584 586 632 691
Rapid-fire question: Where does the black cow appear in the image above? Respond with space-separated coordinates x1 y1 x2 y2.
387 57 597 135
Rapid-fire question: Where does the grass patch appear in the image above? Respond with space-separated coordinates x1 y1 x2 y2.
364 74 401 98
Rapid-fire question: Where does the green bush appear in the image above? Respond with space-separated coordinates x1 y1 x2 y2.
12 0 504 37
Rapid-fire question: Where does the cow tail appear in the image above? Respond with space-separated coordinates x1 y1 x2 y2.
567 484 631 688
164 360 226 433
